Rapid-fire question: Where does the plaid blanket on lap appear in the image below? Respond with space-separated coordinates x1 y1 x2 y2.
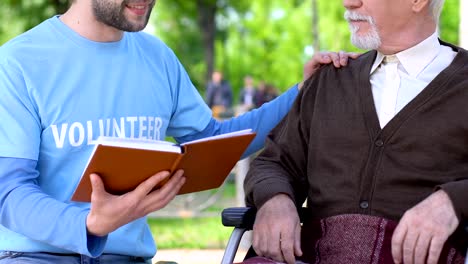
238 214 465 264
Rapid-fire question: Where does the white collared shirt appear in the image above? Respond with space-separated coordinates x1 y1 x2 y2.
370 32 457 128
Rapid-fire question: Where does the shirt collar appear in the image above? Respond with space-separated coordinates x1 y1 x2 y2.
370 32 441 77
370 53 385 74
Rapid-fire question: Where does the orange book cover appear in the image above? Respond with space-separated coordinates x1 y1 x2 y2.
71 129 256 202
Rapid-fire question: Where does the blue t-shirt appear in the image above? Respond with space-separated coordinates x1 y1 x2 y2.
0 16 298 258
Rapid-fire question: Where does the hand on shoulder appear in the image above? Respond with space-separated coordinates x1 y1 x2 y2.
299 51 361 90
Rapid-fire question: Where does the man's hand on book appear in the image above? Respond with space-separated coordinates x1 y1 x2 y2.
86 170 186 237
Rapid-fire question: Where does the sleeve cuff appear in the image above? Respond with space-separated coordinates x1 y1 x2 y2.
80 212 108 257
437 180 468 222
86 232 108 257
250 179 297 209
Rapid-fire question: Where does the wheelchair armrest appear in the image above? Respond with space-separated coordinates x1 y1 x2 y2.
221 207 308 264
221 206 309 229
222 207 257 230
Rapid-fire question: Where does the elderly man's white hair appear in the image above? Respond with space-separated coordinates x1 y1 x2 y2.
430 0 445 22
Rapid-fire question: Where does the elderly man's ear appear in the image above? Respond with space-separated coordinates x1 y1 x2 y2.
412 0 429 13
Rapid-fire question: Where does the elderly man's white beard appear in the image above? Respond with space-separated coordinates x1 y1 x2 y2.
344 10 381 50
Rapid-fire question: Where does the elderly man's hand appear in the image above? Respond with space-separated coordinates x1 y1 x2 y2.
391 190 459 264
252 194 302 264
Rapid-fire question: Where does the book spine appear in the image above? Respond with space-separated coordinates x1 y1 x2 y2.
169 150 185 174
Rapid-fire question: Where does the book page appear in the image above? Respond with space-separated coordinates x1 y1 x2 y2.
95 136 181 153
182 129 253 145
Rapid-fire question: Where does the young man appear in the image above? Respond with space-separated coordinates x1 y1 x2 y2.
244 0 468 263
0 0 355 263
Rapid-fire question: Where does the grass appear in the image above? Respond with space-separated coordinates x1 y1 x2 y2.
148 217 234 249
147 180 238 249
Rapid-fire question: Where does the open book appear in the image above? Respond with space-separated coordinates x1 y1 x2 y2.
71 129 256 202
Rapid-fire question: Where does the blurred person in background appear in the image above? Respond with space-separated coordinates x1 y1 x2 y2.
239 75 257 111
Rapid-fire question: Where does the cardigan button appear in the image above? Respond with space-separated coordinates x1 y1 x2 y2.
375 139 384 147
360 201 369 209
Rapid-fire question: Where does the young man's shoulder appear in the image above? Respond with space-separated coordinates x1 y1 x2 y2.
0 18 55 60
130 31 167 48
128 31 178 58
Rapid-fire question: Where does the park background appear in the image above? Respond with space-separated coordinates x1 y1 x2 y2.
1 0 467 263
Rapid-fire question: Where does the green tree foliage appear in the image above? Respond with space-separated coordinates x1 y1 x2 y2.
151 1 206 91
152 0 251 92
154 0 311 98
440 0 460 43
222 0 311 97
0 0 68 43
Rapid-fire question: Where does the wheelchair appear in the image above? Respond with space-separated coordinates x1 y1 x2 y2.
220 207 468 264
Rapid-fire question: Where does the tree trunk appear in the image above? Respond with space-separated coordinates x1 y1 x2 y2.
195 1 217 85
311 0 320 51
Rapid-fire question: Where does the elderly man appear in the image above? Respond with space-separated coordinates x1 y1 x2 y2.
244 0 468 263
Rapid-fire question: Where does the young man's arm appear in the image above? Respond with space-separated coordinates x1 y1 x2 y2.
176 84 298 158
0 157 107 256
